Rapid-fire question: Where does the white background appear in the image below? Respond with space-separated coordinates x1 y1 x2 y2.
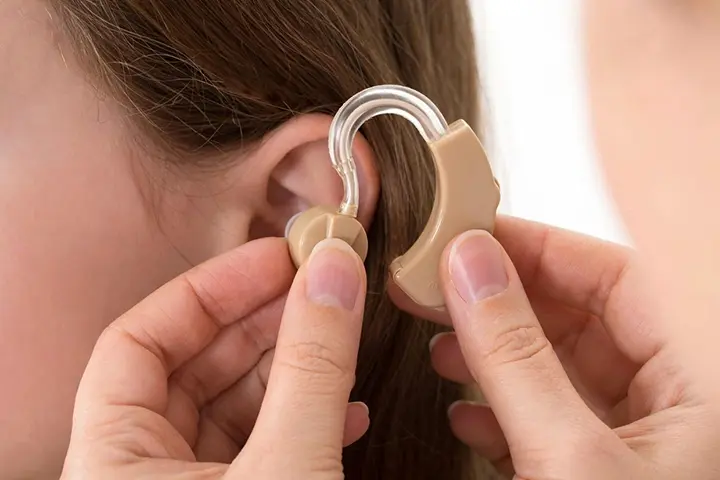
470 0 629 244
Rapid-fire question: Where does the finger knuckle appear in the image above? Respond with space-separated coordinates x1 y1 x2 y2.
282 340 353 382
483 324 550 367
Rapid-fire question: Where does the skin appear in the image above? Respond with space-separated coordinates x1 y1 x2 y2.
421 2 720 478
584 0 720 361
65 1 720 478
0 1 378 478
8 0 720 479
66 1 720 473
61 238 370 479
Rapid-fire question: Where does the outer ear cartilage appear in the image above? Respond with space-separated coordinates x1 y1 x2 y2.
286 85 500 310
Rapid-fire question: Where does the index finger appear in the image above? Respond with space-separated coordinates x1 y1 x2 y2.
76 237 296 414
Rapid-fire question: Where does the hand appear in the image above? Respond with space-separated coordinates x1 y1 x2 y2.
399 216 720 479
61 238 368 479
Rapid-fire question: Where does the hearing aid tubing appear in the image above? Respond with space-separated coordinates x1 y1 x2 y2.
286 84 500 310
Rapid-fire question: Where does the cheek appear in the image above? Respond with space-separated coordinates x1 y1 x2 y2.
0 61 187 480
584 2 720 315
0 124 187 475
585 2 720 236
0 3 201 476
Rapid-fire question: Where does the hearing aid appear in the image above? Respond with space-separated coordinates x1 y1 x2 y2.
285 84 500 310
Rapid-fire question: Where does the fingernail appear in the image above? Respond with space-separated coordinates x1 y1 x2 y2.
449 231 508 304
448 400 490 418
447 400 470 417
429 332 452 352
349 401 370 416
306 239 361 311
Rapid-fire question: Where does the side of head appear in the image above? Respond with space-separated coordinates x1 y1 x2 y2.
0 0 481 478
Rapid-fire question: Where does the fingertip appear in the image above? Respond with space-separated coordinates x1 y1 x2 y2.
447 230 509 305
350 401 370 417
430 333 475 384
343 402 371 446
447 399 466 418
302 242 363 312
439 230 517 333
232 236 295 276
447 401 507 456
309 237 363 261
303 239 366 312
429 332 454 352
442 229 500 267
307 238 365 281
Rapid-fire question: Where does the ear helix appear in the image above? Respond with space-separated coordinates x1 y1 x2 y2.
286 85 500 310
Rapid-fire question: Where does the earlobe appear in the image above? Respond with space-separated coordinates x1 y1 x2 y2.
248 113 379 240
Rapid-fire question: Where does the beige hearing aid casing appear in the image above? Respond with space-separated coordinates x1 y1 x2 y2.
389 120 500 310
287 120 499 311
287 206 369 267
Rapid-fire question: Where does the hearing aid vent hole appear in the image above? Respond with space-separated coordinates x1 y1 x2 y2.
285 212 304 238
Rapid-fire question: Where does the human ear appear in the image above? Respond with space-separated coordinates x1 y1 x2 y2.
246 113 379 240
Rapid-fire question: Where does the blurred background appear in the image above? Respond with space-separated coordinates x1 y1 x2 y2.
470 0 630 244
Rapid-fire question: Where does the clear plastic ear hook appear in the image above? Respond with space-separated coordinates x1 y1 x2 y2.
329 85 451 217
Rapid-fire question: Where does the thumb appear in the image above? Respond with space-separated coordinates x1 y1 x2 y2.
236 238 366 475
441 230 600 453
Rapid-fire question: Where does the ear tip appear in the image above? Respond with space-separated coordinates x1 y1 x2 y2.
284 212 304 239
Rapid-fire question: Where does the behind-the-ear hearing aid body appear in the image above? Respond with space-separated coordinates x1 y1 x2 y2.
286 85 500 310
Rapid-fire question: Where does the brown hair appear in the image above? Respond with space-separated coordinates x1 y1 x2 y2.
51 1 492 478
